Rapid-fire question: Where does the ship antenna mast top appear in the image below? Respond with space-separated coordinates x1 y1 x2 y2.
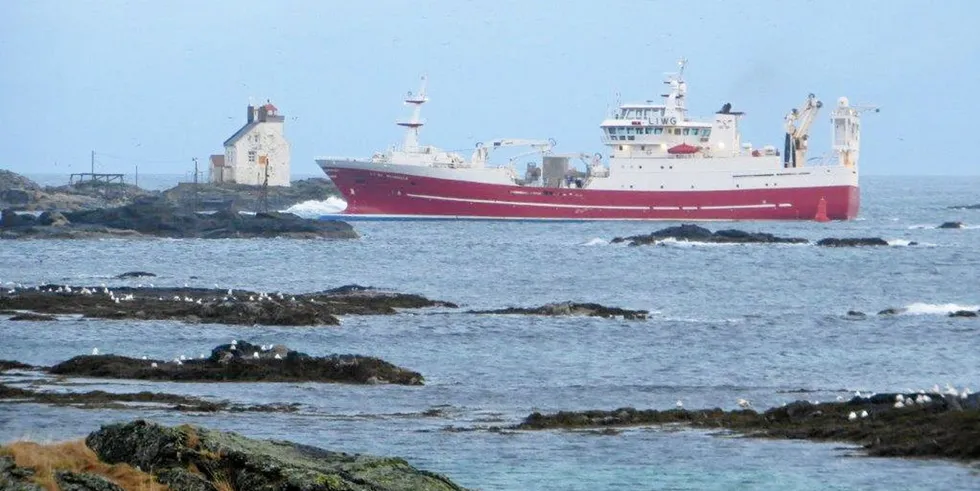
397 75 428 151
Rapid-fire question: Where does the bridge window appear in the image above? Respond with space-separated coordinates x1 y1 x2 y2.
644 128 652 134
683 128 690 135
703 129 711 136
628 136 635 140
654 128 663 135
691 129 699 135
673 128 682 135
608 127 617 135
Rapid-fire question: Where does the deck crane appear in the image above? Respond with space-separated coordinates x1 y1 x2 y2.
783 93 823 168
470 138 556 166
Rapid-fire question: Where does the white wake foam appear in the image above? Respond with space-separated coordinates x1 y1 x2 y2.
903 302 980 315
282 197 348 218
582 238 609 246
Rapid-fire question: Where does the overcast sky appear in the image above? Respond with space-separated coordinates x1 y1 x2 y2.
2 0 978 177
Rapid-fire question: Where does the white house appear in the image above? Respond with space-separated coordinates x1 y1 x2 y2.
211 102 291 187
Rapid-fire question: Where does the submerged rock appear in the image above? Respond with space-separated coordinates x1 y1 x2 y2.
0 382 298 413
7 312 57 321
845 310 867 319
84 420 466 491
877 307 908 316
0 360 34 371
0 285 455 326
613 224 807 246
515 392 980 460
816 237 890 247
949 310 978 318
470 302 648 320
937 221 965 229
948 204 980 210
114 271 156 279
48 341 425 385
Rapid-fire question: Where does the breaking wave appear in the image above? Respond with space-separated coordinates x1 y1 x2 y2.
582 238 609 246
281 197 348 218
903 302 980 315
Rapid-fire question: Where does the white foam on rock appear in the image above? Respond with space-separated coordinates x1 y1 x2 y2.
281 197 348 218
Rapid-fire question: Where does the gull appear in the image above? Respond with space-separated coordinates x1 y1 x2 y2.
173 296 181 301
179 355 186 361
854 391 862 398
894 400 905 409
848 411 857 421
175 360 183 366
252 351 260 359
228 289 233 296
860 410 869 418
151 362 158 368
946 384 959 396
895 394 904 402
961 388 972 399
921 394 932 403
676 400 683 409
737 398 751 409
141 356 148 360
274 353 282 360
231 339 237 345
92 348 99 355
836 395 844 402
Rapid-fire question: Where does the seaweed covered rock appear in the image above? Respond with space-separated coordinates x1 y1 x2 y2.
471 302 648 320
816 237 890 247
85 420 466 491
516 392 980 460
48 341 424 385
0 285 455 326
613 224 807 246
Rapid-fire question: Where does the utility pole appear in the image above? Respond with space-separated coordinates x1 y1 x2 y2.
192 157 199 212
91 150 95 174
135 164 139 188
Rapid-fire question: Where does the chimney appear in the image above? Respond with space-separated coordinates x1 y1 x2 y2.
246 105 255 123
257 105 268 123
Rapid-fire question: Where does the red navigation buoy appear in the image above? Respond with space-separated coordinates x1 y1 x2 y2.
814 197 830 222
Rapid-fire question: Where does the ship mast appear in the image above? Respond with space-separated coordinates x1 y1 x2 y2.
397 76 428 151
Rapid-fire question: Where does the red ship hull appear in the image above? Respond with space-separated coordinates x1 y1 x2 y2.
324 167 859 221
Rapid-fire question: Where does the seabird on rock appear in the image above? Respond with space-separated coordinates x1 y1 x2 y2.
860 410 869 418
676 400 683 409
92 348 99 355
848 411 857 421
737 398 751 409
894 400 905 409
141 356 147 360
274 353 282 360
151 362 158 368
253 352 260 359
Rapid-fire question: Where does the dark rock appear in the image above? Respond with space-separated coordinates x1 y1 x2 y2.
0 360 34 371
613 224 807 246
0 189 31 206
845 310 866 318
0 285 454 326
85 420 466 491
471 302 648 320
949 204 980 210
114 271 156 279
816 237 890 247
1 209 36 228
949 310 978 318
38 211 70 226
0 198 361 239
49 341 424 385
54 470 124 491
8 312 57 321
937 221 964 229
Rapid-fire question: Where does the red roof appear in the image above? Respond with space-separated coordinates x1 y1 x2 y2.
261 103 278 112
667 143 700 155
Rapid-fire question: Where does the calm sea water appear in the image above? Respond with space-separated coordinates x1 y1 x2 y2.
1 175 979 490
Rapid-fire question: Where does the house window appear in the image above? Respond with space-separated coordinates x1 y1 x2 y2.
248 150 257 163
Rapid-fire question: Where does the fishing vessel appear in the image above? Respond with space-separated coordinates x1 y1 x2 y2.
316 61 875 221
